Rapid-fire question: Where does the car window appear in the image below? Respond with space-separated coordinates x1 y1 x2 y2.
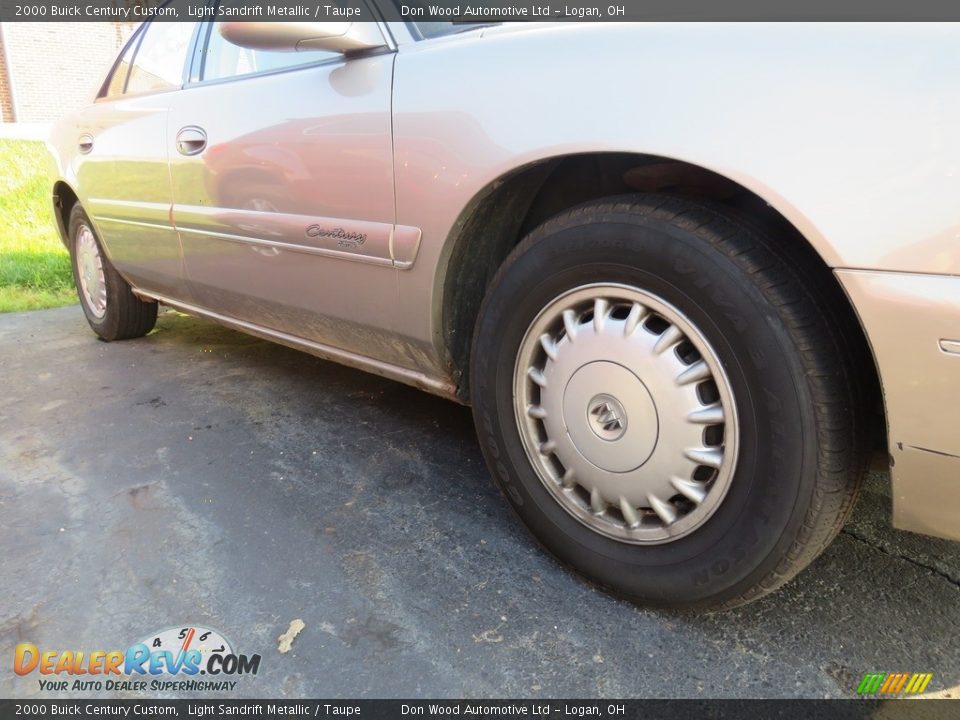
104 36 137 98
126 22 195 95
406 22 496 39
202 2 340 81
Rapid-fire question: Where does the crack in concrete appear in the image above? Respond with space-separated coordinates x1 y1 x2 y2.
841 528 960 590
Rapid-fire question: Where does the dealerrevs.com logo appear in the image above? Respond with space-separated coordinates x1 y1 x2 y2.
14 625 261 693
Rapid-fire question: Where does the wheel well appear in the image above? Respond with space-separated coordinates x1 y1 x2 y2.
52 181 79 248
442 153 884 443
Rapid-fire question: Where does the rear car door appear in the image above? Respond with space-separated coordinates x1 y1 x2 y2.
68 21 197 300
165 15 401 358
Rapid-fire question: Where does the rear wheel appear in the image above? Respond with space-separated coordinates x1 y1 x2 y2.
68 204 157 341
470 194 868 610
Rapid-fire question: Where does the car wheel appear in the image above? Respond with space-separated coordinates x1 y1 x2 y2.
470 194 869 610
68 203 158 341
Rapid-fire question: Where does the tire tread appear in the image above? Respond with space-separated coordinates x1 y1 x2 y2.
475 193 870 610
68 203 158 342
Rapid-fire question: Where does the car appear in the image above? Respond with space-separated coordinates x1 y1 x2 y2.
46 15 960 610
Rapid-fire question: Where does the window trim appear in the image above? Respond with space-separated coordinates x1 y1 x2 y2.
384 1 499 42
188 48 352 90
185 1 394 89
187 21 215 84
95 7 209 103
97 2 396 101
182 20 209 87
120 23 151 95
116 22 197 100
95 23 145 100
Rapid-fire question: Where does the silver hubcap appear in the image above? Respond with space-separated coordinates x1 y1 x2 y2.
76 225 107 319
514 284 739 544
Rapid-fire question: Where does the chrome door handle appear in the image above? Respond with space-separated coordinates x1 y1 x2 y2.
176 126 207 156
78 134 94 154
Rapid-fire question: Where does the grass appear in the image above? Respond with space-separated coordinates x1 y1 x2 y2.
0 139 77 313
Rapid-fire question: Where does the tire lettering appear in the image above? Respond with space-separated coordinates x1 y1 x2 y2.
690 518 763 584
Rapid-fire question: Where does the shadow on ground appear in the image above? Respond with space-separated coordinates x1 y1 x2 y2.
1 307 958 699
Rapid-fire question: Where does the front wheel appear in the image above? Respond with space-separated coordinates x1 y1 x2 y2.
470 195 868 610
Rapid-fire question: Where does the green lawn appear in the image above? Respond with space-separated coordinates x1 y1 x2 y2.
0 139 77 313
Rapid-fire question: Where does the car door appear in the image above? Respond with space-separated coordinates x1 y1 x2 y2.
166 16 402 359
71 21 197 300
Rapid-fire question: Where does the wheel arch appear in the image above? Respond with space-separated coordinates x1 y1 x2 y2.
440 152 883 447
52 180 80 249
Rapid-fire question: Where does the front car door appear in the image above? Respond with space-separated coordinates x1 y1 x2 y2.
65 20 197 300
165 14 403 361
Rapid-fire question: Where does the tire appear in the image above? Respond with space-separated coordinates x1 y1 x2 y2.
470 194 869 610
68 203 157 341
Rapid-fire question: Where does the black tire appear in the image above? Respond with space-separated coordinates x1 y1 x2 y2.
68 203 157 341
470 194 869 610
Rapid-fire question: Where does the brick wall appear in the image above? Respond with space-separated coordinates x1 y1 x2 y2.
0 27 14 122
0 22 137 123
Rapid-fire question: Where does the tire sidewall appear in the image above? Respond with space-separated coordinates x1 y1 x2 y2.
68 205 120 339
472 207 820 608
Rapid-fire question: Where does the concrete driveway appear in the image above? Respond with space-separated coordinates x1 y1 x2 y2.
2 306 958 699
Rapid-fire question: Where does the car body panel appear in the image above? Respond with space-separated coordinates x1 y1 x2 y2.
392 23 960 355
837 269 960 541
49 94 185 299
165 49 415 364
47 20 960 541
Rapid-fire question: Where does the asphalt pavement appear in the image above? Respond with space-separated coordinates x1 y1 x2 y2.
2 306 959 699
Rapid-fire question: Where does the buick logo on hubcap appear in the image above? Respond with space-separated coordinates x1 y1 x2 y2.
588 394 627 441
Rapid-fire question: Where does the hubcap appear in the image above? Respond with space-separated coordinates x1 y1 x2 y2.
76 225 107 319
513 284 739 544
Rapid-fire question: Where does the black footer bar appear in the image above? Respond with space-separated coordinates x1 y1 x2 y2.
0 699 950 720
